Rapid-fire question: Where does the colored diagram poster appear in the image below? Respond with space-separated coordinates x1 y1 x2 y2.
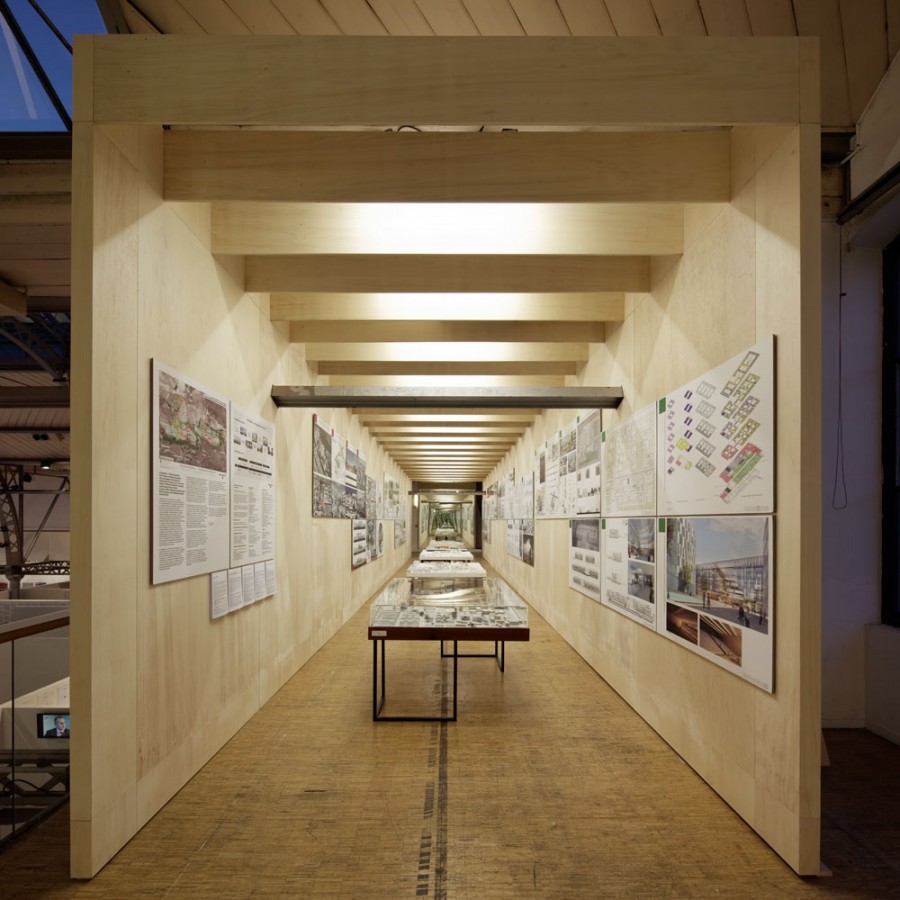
230 405 275 567
602 404 656 517
576 409 602 515
601 517 656 628
568 518 601 601
152 360 230 585
661 515 774 692
657 337 774 515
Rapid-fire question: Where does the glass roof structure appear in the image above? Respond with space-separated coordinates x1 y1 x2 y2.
0 0 107 132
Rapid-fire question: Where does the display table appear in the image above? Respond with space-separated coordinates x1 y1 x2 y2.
419 547 474 562
368 578 529 722
405 560 486 590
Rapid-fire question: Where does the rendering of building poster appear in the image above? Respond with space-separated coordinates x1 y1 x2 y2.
661 515 774 692
366 476 376 519
351 518 367 569
394 517 407 548
568 518 601 601
602 404 656 517
229 405 275 567
576 409 602 515
657 337 774 516
152 360 230 584
367 519 384 561
601 517 656 627
312 415 364 518
506 519 534 566
384 476 401 520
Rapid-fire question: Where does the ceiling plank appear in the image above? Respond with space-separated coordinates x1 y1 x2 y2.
289 321 605 343
793 0 852 128
355 413 537 423
413 0 478 34
508 0 570 34
316 361 581 375
211 200 683 255
0 195 70 226
839 0 890 122
0 162 71 195
120 2 161 34
272 292 624 322
304 341 589 362
220 0 297 33
176 0 252 33
270 0 342 33
367 425 528 434
556 0 615 34
168 130 730 203
122 0 206 33
697 0 751 35
743 0 796 35
320 0 388 34
248 255 650 293
650 0 705 35
603 0 660 34
367 0 434 33
90 35 804 126
461 0 525 35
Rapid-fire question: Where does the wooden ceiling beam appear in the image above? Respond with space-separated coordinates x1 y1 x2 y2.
273 293 624 323
317 361 580 376
326 375 569 387
248 255 650 293
166 130 730 203
212 202 681 256
305 342 588 363
288 321 606 343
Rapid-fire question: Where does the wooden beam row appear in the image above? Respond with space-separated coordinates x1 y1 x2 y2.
166 130 730 203
273 294 624 323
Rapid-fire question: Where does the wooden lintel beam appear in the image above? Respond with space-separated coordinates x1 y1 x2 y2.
165 130 730 203
249 255 650 293
0 279 28 316
87 35 803 126
305 342 588 363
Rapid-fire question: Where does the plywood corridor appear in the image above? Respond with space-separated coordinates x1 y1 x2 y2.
2 560 896 897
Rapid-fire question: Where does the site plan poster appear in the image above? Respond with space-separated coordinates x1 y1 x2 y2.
152 360 230 584
230 405 275 567
657 337 774 515
602 404 656 517
660 515 774 692
601 517 656 628
568 518 601 601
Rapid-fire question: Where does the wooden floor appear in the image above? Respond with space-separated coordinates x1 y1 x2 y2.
1 564 899 898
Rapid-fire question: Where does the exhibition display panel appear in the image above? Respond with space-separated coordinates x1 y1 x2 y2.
368 577 529 722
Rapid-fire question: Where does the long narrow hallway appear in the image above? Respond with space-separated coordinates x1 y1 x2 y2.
1 567 895 897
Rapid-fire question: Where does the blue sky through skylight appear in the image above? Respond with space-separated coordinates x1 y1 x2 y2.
1 0 106 131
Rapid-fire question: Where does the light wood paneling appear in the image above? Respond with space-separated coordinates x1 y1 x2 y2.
272 292 625 322
304 341 588 362
651 0 706 35
698 0 752 35
269 0 342 33
288 321 605 343
556 0 616 34
167 130 730 203
316 360 581 376
248 255 651 293
89 36 804 125
604 0 660 34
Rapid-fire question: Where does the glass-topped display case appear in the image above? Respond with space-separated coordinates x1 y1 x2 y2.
369 577 528 630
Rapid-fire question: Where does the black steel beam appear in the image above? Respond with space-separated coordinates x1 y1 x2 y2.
272 385 623 409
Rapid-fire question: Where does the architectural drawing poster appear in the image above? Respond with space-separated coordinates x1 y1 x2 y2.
152 360 230 584
229 405 275 567
534 434 560 518
601 517 656 628
576 409 603 515
661 515 773 692
657 337 774 515
568 518 601 601
312 414 365 518
506 519 534 566
602 404 656 517
351 518 367 569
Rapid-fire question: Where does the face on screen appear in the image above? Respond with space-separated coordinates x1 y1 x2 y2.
39 713 70 738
